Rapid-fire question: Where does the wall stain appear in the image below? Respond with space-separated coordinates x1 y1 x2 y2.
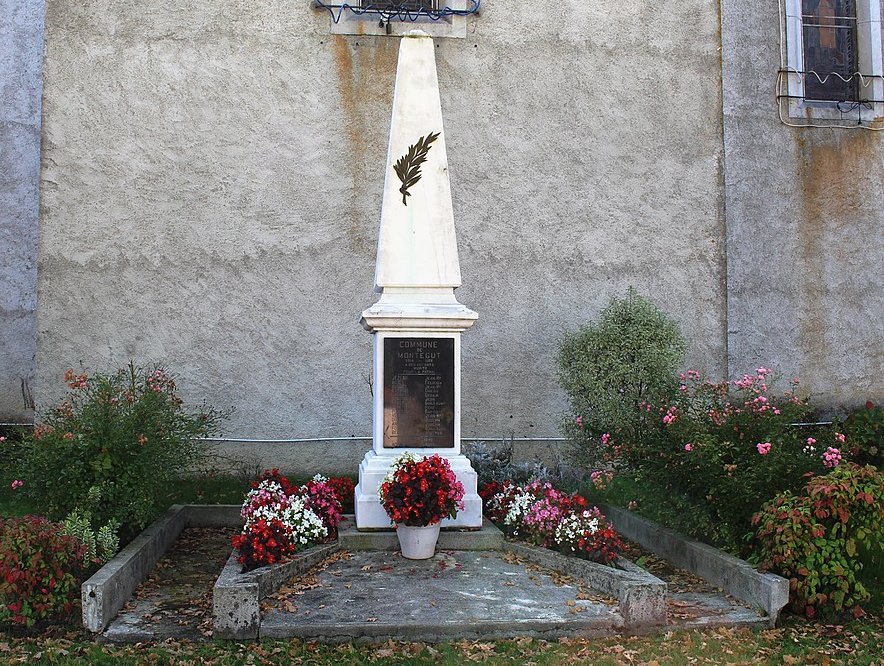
332 36 397 255
796 129 879 378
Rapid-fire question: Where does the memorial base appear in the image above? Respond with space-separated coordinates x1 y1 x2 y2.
354 449 483 529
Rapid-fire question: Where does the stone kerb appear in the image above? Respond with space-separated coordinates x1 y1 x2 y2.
501 541 667 630
82 504 241 633
600 504 789 626
337 517 504 552
82 504 187 633
213 543 341 640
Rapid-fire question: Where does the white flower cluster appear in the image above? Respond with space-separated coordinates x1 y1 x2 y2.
280 495 327 545
241 479 327 544
554 510 599 550
503 490 535 527
312 474 329 483
241 480 288 521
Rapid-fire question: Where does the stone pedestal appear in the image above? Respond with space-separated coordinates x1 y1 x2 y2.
354 30 481 530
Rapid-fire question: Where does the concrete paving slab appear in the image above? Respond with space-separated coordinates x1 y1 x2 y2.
259 549 623 642
667 592 769 629
95 507 770 644
101 527 235 643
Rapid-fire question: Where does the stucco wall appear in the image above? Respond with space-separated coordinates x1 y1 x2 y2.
36 0 726 469
0 0 42 421
721 0 884 410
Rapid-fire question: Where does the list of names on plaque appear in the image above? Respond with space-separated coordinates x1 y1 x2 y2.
383 337 455 448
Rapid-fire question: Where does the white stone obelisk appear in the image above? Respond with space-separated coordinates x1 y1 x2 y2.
355 30 481 529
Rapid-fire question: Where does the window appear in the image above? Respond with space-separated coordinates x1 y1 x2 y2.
801 0 859 101
781 0 883 125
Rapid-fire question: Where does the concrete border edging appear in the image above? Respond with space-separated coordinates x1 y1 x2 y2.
213 542 341 640
600 504 789 626
81 504 241 633
501 541 667 629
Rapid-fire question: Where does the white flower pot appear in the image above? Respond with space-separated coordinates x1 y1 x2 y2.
396 523 441 559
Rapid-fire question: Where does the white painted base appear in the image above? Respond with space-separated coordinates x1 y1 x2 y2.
354 449 483 529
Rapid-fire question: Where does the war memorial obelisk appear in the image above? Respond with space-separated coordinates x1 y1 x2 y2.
354 30 482 529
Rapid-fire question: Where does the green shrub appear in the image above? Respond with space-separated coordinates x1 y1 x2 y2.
753 463 883 619
0 516 87 628
62 509 120 565
558 288 685 470
842 401 883 467
20 363 223 536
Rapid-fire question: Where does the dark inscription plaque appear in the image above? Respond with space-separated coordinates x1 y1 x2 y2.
383 337 455 448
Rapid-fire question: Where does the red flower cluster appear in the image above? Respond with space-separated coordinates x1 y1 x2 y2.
478 480 510 507
231 518 296 570
0 516 87 627
380 454 465 527
557 508 624 565
326 476 356 512
253 468 296 495
233 470 346 572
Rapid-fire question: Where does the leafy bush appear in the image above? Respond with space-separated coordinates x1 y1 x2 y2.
842 401 883 467
0 516 87 628
20 364 223 536
753 464 883 618
558 288 685 470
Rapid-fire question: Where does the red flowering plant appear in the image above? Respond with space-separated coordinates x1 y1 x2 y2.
326 476 356 513
553 506 624 564
483 480 622 565
478 481 511 514
232 472 328 572
486 481 588 544
379 452 465 527
252 468 297 495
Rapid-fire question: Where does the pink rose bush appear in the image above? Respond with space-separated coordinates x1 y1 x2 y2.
578 367 854 555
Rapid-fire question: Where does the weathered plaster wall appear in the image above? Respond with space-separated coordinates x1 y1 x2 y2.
721 0 884 410
37 0 726 470
0 0 42 421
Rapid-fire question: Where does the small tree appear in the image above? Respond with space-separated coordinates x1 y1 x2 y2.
558 288 685 470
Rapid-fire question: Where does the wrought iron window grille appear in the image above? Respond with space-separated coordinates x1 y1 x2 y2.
312 0 480 26
776 69 884 126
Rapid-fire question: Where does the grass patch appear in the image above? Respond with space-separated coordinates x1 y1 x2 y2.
0 618 881 664
160 473 253 506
